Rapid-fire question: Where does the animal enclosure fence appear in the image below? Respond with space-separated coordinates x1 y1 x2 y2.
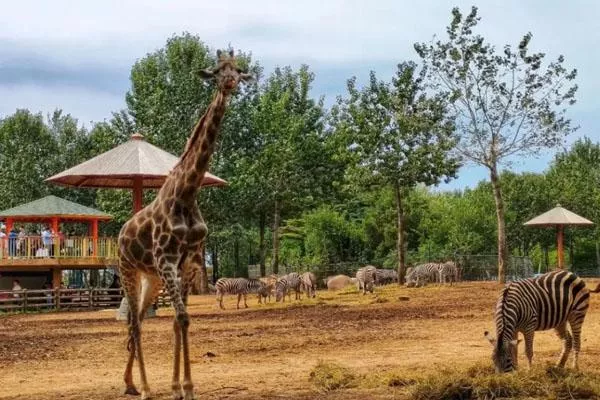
0 288 171 314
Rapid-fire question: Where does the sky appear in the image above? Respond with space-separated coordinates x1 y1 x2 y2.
1 0 598 190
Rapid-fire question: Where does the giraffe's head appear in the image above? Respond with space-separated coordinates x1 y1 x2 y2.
200 49 253 94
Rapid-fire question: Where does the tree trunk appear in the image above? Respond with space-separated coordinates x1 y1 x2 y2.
489 165 508 283
394 183 406 285
259 212 266 277
234 238 240 277
271 200 281 275
595 242 600 272
212 243 219 283
196 243 209 294
569 234 574 270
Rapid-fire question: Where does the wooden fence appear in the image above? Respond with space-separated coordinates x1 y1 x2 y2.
0 288 171 313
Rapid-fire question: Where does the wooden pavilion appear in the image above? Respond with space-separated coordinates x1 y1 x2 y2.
0 195 116 288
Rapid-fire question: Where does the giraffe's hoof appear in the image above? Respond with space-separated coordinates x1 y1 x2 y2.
141 390 152 400
125 386 140 396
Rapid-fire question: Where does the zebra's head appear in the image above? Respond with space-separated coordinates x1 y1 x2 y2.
484 331 520 373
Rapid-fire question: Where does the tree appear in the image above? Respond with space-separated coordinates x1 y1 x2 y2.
243 65 335 274
415 6 578 282
332 62 459 283
547 138 600 269
0 110 57 208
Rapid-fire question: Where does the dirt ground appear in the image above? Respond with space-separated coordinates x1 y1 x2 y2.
2 279 600 400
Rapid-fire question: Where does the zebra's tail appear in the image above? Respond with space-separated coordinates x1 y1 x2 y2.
590 283 600 293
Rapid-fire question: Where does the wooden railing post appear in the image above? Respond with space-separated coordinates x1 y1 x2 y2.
22 290 28 313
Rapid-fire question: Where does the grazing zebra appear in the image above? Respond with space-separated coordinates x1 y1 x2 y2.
356 265 377 295
405 263 440 287
375 268 398 285
438 261 459 285
275 272 302 302
300 272 317 298
215 278 269 310
484 270 600 373
259 274 278 303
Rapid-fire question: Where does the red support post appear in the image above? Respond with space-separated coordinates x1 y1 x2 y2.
6 218 13 233
52 217 59 258
557 225 564 269
133 177 144 214
92 219 98 257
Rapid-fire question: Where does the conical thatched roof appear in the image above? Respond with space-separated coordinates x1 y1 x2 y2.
523 205 594 227
0 195 111 220
46 133 227 189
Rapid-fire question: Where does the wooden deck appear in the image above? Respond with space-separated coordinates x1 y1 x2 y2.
0 236 118 271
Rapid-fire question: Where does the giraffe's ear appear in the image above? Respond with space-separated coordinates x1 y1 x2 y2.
229 49 235 57
216 49 223 58
199 69 215 80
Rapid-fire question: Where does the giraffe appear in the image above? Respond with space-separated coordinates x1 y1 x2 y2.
117 49 252 400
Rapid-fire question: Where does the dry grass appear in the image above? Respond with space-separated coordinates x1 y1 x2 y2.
2 280 600 399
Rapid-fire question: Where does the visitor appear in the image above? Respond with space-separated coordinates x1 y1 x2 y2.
41 226 53 257
17 226 26 256
0 227 5 258
7 228 18 257
12 279 22 298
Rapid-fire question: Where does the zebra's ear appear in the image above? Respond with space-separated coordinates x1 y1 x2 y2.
484 331 496 346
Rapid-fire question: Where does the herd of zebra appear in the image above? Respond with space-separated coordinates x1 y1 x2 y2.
214 264 600 373
215 271 317 309
215 262 462 308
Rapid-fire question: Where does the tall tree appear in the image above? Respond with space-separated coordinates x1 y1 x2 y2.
415 6 578 282
243 65 334 274
0 110 57 208
332 62 459 283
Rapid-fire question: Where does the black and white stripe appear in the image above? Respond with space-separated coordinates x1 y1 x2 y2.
356 265 377 294
438 261 459 285
485 270 600 372
275 272 302 302
215 277 269 309
300 272 317 298
404 263 440 287
375 268 398 285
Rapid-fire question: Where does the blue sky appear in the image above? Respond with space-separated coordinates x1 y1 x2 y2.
0 0 598 190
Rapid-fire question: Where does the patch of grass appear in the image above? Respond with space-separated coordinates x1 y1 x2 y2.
405 363 600 400
309 361 357 392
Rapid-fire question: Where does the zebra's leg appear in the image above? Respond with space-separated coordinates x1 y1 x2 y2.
569 317 584 370
236 293 242 309
217 291 224 310
523 331 535 369
243 293 248 308
555 323 573 368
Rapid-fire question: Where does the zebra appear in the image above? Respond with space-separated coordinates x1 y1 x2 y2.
300 272 317 298
275 272 302 302
484 270 600 373
375 268 398 285
215 278 269 310
438 261 459 285
259 274 278 303
405 263 440 287
356 265 377 295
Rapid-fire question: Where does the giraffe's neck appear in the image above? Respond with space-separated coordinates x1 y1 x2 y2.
166 90 229 202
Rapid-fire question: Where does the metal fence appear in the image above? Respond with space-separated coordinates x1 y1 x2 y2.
248 255 537 284
0 288 171 314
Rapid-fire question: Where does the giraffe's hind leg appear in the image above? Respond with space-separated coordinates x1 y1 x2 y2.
121 267 152 399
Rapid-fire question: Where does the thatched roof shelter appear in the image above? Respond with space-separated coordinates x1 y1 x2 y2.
524 204 594 269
